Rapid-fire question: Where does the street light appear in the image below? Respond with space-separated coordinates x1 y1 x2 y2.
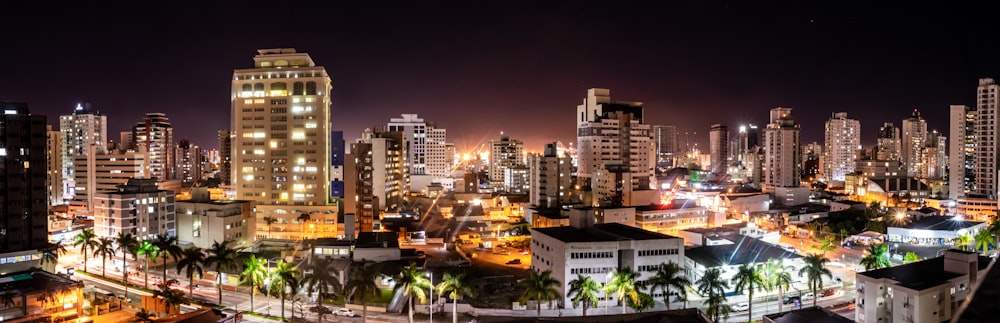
426 271 434 323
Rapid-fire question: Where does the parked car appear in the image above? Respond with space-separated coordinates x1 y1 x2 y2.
493 249 510 255
506 259 521 265
782 296 801 305
802 292 815 301
821 289 836 297
731 302 750 312
334 308 356 317
519 249 530 255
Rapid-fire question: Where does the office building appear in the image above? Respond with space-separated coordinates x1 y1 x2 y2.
528 142 573 208
0 103 49 261
131 112 174 181
974 78 1000 198
488 134 524 186
73 147 147 211
59 102 108 200
901 110 927 177
949 105 975 198
922 130 947 179
763 107 801 190
824 112 860 182
653 125 677 169
386 114 450 177
175 139 203 186
876 122 901 162
92 178 175 239
709 124 728 175
576 88 655 190
348 128 406 232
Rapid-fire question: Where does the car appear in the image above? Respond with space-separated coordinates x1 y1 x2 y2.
821 289 836 297
519 249 530 255
493 249 510 255
802 292 815 301
833 276 843 284
506 259 521 265
335 308 356 317
731 302 749 312
782 296 801 305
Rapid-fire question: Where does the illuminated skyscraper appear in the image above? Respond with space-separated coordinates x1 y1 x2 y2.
763 107 800 190
823 112 860 181
59 102 107 199
974 78 1000 198
901 110 927 177
709 124 728 174
949 105 975 198
131 113 173 181
575 88 654 190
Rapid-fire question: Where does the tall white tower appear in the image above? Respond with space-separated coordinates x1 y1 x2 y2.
763 107 800 190
900 110 927 177
387 114 449 177
59 103 108 199
132 113 173 181
488 133 524 184
575 88 654 190
974 78 1000 198
949 104 975 198
823 112 860 182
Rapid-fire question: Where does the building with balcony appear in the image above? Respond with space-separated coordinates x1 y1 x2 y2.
92 178 176 240
176 187 256 249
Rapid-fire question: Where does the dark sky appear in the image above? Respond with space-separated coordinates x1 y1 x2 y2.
2 1 998 153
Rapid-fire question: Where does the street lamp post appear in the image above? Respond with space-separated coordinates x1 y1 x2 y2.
426 272 434 323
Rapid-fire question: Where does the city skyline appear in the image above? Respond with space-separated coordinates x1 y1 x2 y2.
3 1 1000 152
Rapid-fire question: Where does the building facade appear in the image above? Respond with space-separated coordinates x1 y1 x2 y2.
73 147 147 211
0 103 49 256
709 124 729 175
386 114 450 177
132 112 174 181
488 134 524 186
824 112 860 182
653 125 678 170
46 125 62 206
876 122 901 162
900 110 927 178
176 188 255 249
59 103 108 201
974 78 999 198
763 107 801 190
576 88 655 190
528 142 573 208
948 105 975 199
175 139 203 186
92 178 176 240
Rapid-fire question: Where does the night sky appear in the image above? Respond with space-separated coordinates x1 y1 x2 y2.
2 1 999 153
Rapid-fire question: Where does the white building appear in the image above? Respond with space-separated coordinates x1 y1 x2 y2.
763 107 801 190
175 188 255 249
974 78 1000 198
901 110 927 178
59 103 108 201
876 122 901 162
386 114 450 177
576 88 655 191
73 147 147 212
531 222 684 308
488 134 524 186
175 139 203 186
855 250 989 323
528 142 573 208
46 125 62 206
132 113 174 181
955 196 997 222
824 112 860 182
948 105 975 199
634 201 718 235
92 178 176 240
885 216 986 246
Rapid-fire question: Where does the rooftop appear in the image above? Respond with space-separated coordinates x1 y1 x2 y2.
0 269 82 297
858 251 991 290
635 199 704 211
479 308 710 323
892 216 983 231
534 223 681 243
355 232 399 248
685 236 800 268
763 307 854 323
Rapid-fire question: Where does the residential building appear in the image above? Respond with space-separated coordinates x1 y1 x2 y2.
174 139 203 186
802 142 822 182
488 134 524 187
0 102 49 267
763 107 801 190
131 112 174 181
974 78 999 198
823 112 860 182
576 88 655 190
347 128 406 232
653 125 678 169
386 114 450 177
59 102 108 200
219 129 232 185
92 178 176 240
955 196 997 222
46 125 62 206
176 187 256 249
709 124 728 175
528 142 573 208
634 200 718 235
948 105 975 198
901 110 927 177
922 130 947 179
876 122 901 162
531 222 684 308
73 147 147 211
503 166 529 194
330 130 345 198
855 250 990 323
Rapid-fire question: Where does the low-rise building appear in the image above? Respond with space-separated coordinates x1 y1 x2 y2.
855 249 990 323
955 196 997 222
354 232 401 262
92 178 175 240
635 200 720 235
175 187 256 249
0 269 84 322
886 216 986 246
763 307 854 323
684 236 803 293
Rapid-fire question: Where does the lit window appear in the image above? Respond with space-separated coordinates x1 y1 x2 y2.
305 123 317 129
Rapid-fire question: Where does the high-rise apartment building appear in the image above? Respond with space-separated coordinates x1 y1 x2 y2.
763 107 801 190
576 88 654 190
59 103 108 200
922 130 947 179
949 105 976 198
386 114 450 177
529 142 573 208
93 178 175 240
709 124 729 175
823 112 860 182
653 125 677 169
175 139 203 186
802 142 822 181
875 122 901 161
348 129 406 232
132 113 174 181
74 147 147 210
974 78 999 198
0 103 49 256
219 130 232 185
330 130 345 199
901 110 927 177
231 48 332 206
46 125 62 206
488 134 524 186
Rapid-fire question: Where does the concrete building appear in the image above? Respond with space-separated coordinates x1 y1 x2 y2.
0 103 49 268
176 187 256 249
653 125 678 169
885 216 986 246
634 200 719 235
174 139 202 186
531 222 684 308
802 142 823 182
218 129 232 185
901 110 927 177
763 107 801 191
92 178 176 240
46 125 62 206
709 124 729 175
73 147 147 211
386 114 450 178
855 250 990 323
503 166 529 194
0 269 84 322
528 142 573 208
489 134 524 187
576 88 655 191
876 122 901 162
231 48 332 207
347 128 406 232
59 102 108 201
823 112 860 182
684 236 803 294
974 78 1000 198
955 196 996 222
330 130 345 199
131 112 174 181
922 130 947 179
948 105 975 199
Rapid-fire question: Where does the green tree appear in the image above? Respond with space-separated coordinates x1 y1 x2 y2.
346 263 380 322
567 274 600 316
956 233 973 251
115 232 138 287
642 262 690 311
763 259 793 314
137 240 159 290
71 228 98 273
395 262 431 323
269 260 301 319
903 251 920 264
153 234 183 283
153 283 187 315
177 247 205 297
731 264 764 322
436 268 476 323
799 254 832 308
696 268 730 323
263 216 277 239
93 237 116 278
627 292 655 312
238 255 267 311
860 244 892 271
975 230 993 254
518 269 560 318
302 258 341 323
989 221 1000 256
604 267 641 314
204 240 240 305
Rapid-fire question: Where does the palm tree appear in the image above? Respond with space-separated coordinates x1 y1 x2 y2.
395 262 431 323
519 269 560 318
731 264 765 322
763 259 793 314
799 254 832 308
436 268 476 323
134 309 154 322
153 283 187 315
177 247 205 297
903 251 920 264
71 229 98 273
860 244 891 271
988 220 1000 255
269 259 301 319
642 262 689 310
40 240 68 272
239 255 267 312
94 237 116 278
567 274 600 316
115 233 138 302
956 233 973 251
137 240 159 290
346 263 380 322
204 240 240 305
696 268 730 323
263 216 277 239
604 267 641 314
975 230 992 254
303 258 341 323
297 213 311 240
153 234 182 283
